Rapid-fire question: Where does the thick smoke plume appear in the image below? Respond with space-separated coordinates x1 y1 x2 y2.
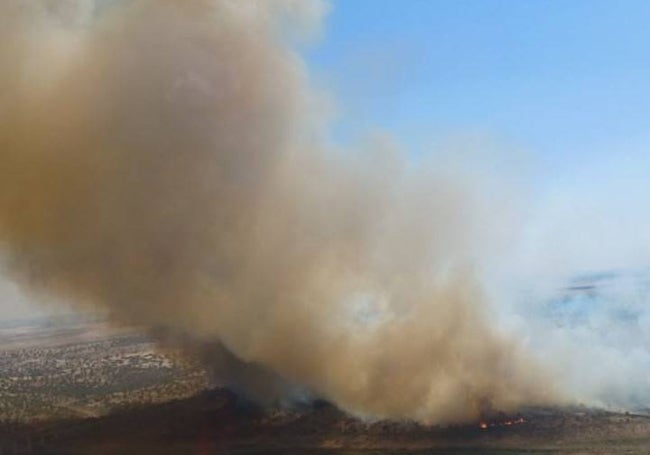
0 0 554 423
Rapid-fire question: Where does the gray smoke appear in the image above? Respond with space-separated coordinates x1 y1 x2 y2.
0 0 555 423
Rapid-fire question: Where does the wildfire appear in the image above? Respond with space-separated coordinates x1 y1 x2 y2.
479 417 526 430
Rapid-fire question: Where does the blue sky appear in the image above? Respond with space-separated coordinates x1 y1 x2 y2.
308 0 650 172
305 1 650 276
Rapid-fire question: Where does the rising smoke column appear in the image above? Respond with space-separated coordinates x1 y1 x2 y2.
0 0 554 423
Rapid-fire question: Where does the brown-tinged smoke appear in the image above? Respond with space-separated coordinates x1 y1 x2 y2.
0 0 555 423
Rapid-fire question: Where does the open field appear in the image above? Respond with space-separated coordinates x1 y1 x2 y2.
1 318 650 454
0 317 210 423
2 388 650 454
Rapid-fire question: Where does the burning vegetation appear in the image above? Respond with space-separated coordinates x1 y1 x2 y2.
2 386 650 453
479 416 526 430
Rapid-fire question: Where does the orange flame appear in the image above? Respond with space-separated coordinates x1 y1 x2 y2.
479 417 526 429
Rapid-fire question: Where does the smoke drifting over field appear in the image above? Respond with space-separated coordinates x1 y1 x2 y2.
0 0 557 423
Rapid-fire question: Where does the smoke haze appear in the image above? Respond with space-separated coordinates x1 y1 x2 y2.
0 0 559 423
